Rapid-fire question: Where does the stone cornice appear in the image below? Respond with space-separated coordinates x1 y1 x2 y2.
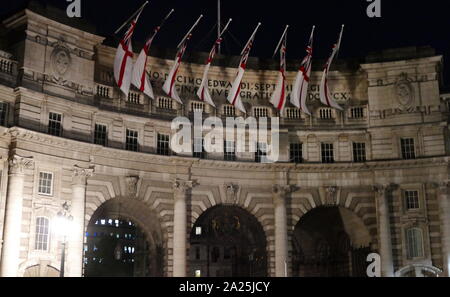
3 126 450 174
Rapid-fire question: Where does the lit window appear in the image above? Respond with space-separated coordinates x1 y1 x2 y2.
38 172 53 195
157 133 170 156
35 217 49 251
353 143 366 163
406 228 424 259
195 270 201 277
100 219 105 225
321 143 334 164
126 129 139 152
48 112 62 136
405 190 420 210
195 227 202 235
401 138 416 160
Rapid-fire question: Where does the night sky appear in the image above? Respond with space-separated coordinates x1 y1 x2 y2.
1 0 449 83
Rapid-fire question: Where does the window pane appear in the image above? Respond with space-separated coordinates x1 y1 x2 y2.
35 217 50 251
48 112 62 136
321 143 334 163
38 172 53 195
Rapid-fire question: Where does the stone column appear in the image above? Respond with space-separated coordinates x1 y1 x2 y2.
438 181 450 276
66 166 93 277
272 184 291 277
0 155 34 277
172 179 192 277
374 185 394 277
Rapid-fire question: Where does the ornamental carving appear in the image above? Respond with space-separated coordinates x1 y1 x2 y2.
72 165 94 185
224 183 239 205
9 155 34 175
324 186 338 206
125 176 139 197
51 44 71 77
173 179 193 197
394 73 415 111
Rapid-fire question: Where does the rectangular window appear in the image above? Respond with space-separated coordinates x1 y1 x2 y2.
94 124 108 146
319 108 333 120
353 143 367 163
0 102 8 126
224 141 236 161
406 228 424 259
35 217 50 251
321 143 334 164
157 133 170 156
193 137 205 159
125 129 139 152
223 105 236 117
195 247 201 260
38 172 53 196
290 143 303 163
401 138 416 160
350 107 364 119
48 112 62 136
405 190 420 210
255 142 267 163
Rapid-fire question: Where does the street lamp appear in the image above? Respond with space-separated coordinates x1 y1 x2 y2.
53 202 73 277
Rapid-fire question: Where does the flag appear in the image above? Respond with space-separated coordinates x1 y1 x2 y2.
113 12 141 98
162 35 191 104
291 26 315 115
270 32 287 112
131 26 160 99
196 38 222 107
227 26 260 114
319 25 344 111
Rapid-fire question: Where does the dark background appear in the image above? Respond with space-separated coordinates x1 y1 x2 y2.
1 0 448 84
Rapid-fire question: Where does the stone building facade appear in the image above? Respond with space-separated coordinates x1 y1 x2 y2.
0 5 449 277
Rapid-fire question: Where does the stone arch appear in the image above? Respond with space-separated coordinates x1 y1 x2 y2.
289 189 378 246
18 259 60 277
394 264 442 277
85 175 173 276
189 204 269 277
190 185 275 275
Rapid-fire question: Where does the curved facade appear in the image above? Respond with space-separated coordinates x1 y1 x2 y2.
0 7 449 277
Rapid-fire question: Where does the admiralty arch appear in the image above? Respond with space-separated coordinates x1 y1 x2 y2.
0 4 449 277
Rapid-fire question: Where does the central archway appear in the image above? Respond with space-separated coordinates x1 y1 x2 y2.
189 205 268 277
292 206 374 277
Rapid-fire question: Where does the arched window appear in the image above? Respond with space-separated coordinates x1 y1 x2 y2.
35 217 50 251
406 228 424 259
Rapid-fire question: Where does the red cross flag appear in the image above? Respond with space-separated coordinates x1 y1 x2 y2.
131 9 174 100
291 26 315 115
227 23 261 114
163 15 203 104
319 25 344 111
113 3 147 97
270 25 289 112
197 18 232 108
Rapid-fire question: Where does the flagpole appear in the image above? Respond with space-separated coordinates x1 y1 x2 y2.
219 18 232 37
336 24 345 57
217 0 221 53
272 25 289 58
144 8 175 41
240 22 262 55
177 14 204 49
114 1 149 34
